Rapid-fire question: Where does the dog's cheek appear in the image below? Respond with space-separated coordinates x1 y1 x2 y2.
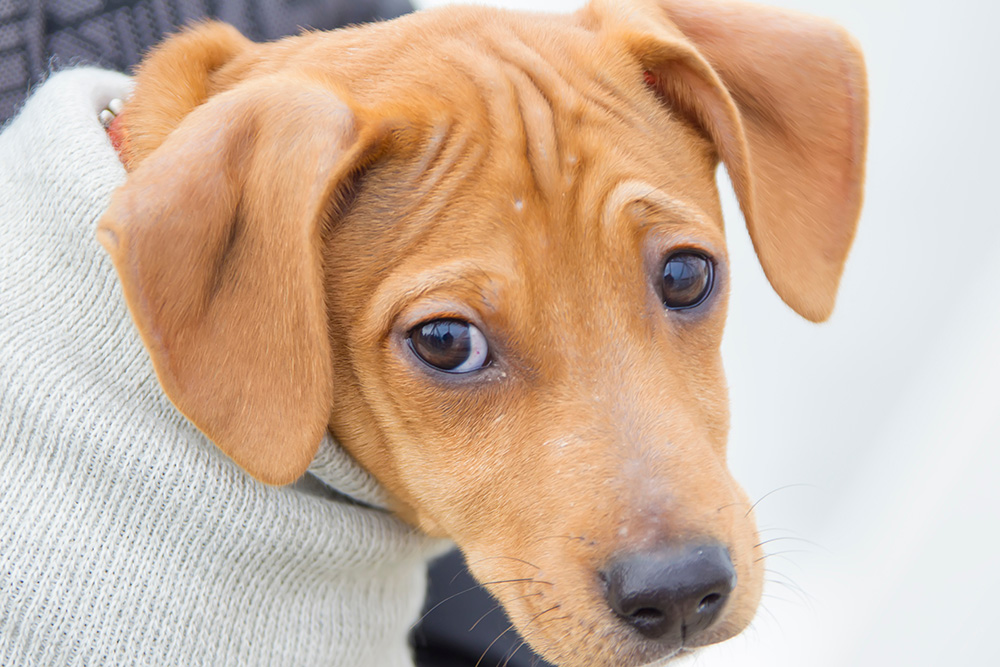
683 350 731 454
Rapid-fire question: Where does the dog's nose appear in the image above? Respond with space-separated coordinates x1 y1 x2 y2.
602 544 736 641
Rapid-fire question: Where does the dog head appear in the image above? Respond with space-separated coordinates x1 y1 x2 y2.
98 1 866 664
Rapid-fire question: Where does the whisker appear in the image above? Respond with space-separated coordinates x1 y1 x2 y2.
470 589 549 632
526 605 561 627
761 592 797 605
500 640 526 667
716 500 749 513
411 579 548 631
481 578 554 588
447 566 465 586
410 585 483 630
756 602 782 627
497 604 563 666
754 526 808 539
470 604 503 631
753 535 824 550
503 592 544 603
754 549 811 564
766 568 808 593
475 624 515 667
466 555 541 570
739 618 762 647
744 483 815 517
767 578 812 605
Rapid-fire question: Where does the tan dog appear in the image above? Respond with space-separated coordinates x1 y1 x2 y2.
96 0 866 664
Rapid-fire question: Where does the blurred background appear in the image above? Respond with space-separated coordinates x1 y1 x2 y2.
415 0 1000 664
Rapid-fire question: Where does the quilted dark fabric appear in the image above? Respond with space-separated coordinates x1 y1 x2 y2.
0 0 413 122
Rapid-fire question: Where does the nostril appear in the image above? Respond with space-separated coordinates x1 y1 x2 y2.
624 606 668 636
698 592 723 612
602 543 736 642
630 607 665 625
633 607 663 621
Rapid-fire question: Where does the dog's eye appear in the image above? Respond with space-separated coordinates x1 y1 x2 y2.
408 319 490 373
662 252 714 309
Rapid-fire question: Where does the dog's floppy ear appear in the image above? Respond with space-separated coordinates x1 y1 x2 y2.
98 76 378 485
603 0 867 321
120 21 253 166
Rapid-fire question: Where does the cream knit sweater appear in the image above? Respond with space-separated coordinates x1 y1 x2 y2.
0 68 443 666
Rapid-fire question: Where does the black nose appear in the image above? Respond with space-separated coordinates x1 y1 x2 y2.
602 544 736 641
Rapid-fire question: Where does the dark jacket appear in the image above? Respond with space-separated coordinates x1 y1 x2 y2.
0 0 413 122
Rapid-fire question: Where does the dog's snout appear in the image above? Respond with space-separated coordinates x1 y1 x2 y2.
602 544 736 641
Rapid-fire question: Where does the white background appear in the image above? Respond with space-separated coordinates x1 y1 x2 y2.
415 0 1000 663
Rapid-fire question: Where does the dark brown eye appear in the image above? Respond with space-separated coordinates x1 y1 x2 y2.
408 319 490 373
662 252 714 309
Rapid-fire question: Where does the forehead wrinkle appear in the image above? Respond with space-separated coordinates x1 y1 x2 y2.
397 119 470 210
419 37 519 156
409 122 487 223
445 26 583 202
349 122 487 280
487 23 582 116
575 72 656 136
601 179 713 234
499 62 560 199
487 30 573 200
431 45 551 211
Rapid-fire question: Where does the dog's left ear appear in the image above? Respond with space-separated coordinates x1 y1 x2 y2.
99 76 380 485
599 0 868 321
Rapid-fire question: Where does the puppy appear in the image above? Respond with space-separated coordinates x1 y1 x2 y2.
97 0 866 664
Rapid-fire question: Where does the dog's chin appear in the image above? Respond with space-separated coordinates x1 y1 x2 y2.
524 627 689 667
602 642 689 667
638 648 690 667
509 604 741 667
644 648 697 666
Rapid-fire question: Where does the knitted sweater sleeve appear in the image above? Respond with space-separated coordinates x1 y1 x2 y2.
0 69 443 667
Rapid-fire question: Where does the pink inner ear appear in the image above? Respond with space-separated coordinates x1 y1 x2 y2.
643 70 657 87
106 113 128 163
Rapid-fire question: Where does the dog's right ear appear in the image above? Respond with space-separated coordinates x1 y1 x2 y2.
599 0 867 322
121 21 254 166
98 75 381 485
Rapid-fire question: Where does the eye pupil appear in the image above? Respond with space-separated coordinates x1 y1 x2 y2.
662 252 713 309
409 319 490 373
421 321 466 362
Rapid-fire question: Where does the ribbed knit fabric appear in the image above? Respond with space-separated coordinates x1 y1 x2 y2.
0 68 445 666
